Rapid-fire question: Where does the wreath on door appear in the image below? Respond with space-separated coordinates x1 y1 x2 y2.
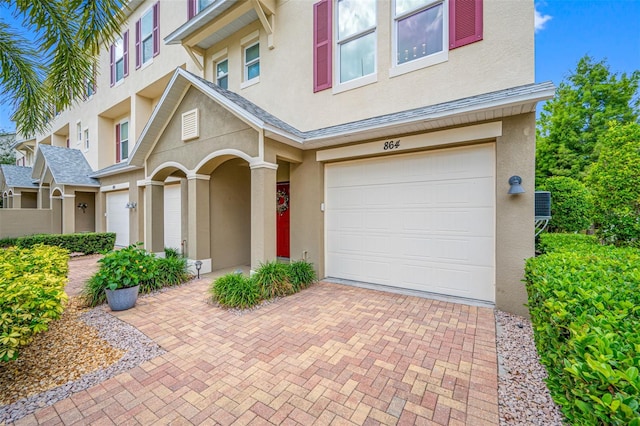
276 189 289 215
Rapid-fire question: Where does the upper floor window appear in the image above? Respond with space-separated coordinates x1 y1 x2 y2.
76 122 82 144
110 32 129 86
84 128 90 151
336 0 376 84
188 0 215 19
85 64 96 99
136 3 160 68
116 121 129 162
394 0 444 65
216 59 229 89
244 42 260 82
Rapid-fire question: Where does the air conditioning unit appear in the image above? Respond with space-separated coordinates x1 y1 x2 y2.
535 191 551 219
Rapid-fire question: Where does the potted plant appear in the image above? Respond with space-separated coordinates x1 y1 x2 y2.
92 243 157 311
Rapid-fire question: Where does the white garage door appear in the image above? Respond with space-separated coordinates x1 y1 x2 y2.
164 184 182 251
325 144 495 302
106 191 130 247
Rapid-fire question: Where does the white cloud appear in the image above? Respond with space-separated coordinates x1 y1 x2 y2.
535 7 552 33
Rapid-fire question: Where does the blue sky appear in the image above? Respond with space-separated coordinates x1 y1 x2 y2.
0 1 639 133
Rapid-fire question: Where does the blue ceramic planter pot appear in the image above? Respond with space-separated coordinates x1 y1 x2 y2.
105 285 140 311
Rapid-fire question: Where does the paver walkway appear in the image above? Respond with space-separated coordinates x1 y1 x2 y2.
21 258 499 425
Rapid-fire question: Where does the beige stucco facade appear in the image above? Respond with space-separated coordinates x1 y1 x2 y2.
6 0 553 316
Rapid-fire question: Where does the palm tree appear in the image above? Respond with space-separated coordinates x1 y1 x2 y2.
0 0 126 137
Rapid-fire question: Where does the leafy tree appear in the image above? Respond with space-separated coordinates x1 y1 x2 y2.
537 176 592 233
0 131 15 164
587 122 640 245
0 0 125 137
536 56 640 181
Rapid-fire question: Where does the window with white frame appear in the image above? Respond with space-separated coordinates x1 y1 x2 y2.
76 122 82 144
244 42 260 82
114 37 126 83
117 121 129 162
336 0 376 84
140 9 154 65
85 65 96 98
216 59 229 89
394 0 445 66
199 0 214 11
84 129 89 150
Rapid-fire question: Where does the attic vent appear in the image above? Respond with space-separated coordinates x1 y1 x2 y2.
181 108 199 141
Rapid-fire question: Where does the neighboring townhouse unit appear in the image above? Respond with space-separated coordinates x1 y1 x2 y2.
2 0 554 316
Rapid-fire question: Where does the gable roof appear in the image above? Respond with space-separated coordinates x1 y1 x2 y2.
33 145 99 187
129 68 555 165
0 165 38 189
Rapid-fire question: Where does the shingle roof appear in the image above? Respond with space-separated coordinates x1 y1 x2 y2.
0 165 37 188
90 162 135 178
38 145 100 186
191 71 555 140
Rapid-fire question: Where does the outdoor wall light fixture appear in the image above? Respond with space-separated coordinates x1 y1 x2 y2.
508 176 525 195
194 260 203 279
125 201 137 209
77 202 88 213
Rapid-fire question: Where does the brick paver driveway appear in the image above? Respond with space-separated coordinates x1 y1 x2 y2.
28 262 499 425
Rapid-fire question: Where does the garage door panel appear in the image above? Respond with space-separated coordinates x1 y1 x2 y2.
164 185 182 250
326 144 495 302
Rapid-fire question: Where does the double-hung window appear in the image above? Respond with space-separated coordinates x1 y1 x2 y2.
84 129 90 151
76 122 82 145
116 121 129 162
244 42 260 82
188 0 215 19
110 32 129 86
336 0 376 85
394 0 445 68
136 3 160 68
216 59 229 89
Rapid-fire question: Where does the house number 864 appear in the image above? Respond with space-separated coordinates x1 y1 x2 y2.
383 140 400 150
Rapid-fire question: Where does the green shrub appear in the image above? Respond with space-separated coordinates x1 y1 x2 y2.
525 245 640 424
15 232 116 254
81 244 191 307
288 260 317 292
0 237 17 248
537 176 593 233
164 247 182 259
537 233 600 254
81 244 157 307
210 273 261 309
0 245 69 361
587 122 640 246
155 255 190 287
253 261 293 298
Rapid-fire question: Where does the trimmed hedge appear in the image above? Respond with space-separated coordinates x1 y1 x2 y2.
14 232 116 254
0 245 69 362
526 235 640 424
537 232 599 254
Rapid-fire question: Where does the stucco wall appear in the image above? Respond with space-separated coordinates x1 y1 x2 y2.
495 113 536 317
21 192 37 209
147 88 259 176
205 0 535 131
0 209 54 239
210 158 252 270
75 191 96 233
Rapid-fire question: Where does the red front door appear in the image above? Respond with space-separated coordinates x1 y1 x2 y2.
276 182 290 258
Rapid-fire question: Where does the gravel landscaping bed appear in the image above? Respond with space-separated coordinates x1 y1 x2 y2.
496 310 564 425
0 299 165 424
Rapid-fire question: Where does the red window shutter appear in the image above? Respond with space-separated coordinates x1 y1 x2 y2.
115 124 121 163
313 0 332 92
153 2 160 57
135 19 141 69
187 0 196 20
449 0 483 49
109 44 115 86
123 30 129 77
